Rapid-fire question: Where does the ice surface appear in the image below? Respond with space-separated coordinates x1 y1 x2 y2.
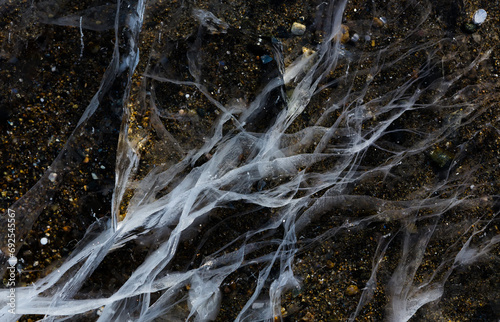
1 0 499 321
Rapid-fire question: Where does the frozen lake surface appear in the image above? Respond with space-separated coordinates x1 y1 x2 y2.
0 0 499 321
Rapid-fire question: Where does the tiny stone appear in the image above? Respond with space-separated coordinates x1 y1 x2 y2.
40 237 48 245
91 173 98 180
261 55 273 64
463 22 478 34
346 284 359 296
291 22 306 36
473 9 487 25
48 172 57 182
8 256 17 266
302 47 316 57
340 25 349 44
373 17 386 28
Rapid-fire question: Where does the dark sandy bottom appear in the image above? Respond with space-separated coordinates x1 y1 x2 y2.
1 0 499 321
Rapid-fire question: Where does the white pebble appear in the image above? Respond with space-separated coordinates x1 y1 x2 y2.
40 237 48 245
48 172 57 182
473 9 487 25
7 256 18 266
291 22 306 36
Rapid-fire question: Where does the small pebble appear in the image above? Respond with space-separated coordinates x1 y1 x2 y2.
7 256 17 266
463 22 478 34
339 24 350 43
40 237 48 245
346 284 359 296
473 9 487 25
291 22 306 36
429 147 453 168
48 172 57 182
302 47 316 57
260 55 273 64
373 17 386 28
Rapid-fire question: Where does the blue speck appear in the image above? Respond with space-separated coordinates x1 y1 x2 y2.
261 55 273 64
